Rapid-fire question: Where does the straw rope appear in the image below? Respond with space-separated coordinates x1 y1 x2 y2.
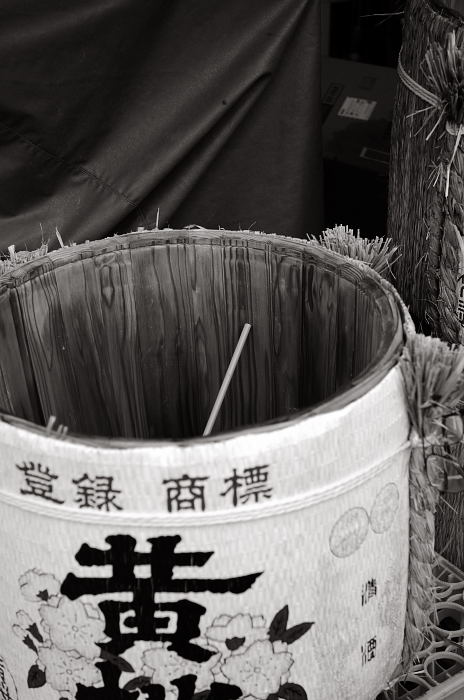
389 0 464 337
394 20 464 345
438 218 464 344
403 435 440 666
397 54 442 111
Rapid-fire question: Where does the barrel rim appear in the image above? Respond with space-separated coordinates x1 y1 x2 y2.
0 229 408 448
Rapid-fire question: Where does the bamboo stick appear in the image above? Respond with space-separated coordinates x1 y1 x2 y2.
203 323 251 437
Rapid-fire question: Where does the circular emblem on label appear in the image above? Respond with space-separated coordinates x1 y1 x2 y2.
370 482 399 534
329 507 370 558
0 655 18 700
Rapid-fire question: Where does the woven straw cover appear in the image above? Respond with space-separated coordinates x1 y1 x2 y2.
388 0 464 569
0 230 410 700
389 0 464 339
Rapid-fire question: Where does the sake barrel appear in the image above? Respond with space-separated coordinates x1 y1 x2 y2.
0 230 410 700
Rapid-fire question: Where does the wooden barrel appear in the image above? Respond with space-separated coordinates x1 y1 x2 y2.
0 230 410 700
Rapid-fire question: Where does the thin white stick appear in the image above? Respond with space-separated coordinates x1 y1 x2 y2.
55 227 65 248
203 323 252 437
46 415 56 434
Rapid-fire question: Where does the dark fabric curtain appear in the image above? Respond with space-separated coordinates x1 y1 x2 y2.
0 0 321 250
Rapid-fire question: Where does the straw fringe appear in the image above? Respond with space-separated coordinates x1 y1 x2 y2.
2 227 400 282
309 225 399 278
0 242 48 275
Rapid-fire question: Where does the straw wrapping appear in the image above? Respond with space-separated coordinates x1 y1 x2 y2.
388 4 464 583
397 36 464 199
400 333 464 667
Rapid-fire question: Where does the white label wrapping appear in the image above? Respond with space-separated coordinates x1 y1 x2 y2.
0 367 411 700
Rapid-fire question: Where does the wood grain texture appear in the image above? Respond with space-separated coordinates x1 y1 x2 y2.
238 241 273 427
130 242 198 439
222 240 255 430
353 289 376 379
334 276 356 391
53 256 115 436
13 266 84 429
186 238 229 435
270 247 302 418
0 230 404 441
92 249 148 438
302 262 339 406
0 289 41 421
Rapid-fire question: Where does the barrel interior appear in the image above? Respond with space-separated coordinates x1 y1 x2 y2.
0 231 402 440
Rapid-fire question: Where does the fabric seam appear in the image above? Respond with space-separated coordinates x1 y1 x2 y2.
0 118 139 209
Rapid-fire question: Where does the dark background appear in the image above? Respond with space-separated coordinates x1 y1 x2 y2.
322 0 403 236
327 0 403 67
0 0 322 250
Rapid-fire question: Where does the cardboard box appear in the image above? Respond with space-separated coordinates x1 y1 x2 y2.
322 57 397 175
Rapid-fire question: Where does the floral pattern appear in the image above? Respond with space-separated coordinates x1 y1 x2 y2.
206 613 268 656
13 568 314 699
19 569 60 602
141 642 220 691
38 646 102 697
39 597 106 659
221 640 293 699
12 569 105 698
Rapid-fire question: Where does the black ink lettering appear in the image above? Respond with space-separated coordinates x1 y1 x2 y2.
16 462 64 504
163 475 209 512
220 466 272 506
73 474 122 511
62 535 260 697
